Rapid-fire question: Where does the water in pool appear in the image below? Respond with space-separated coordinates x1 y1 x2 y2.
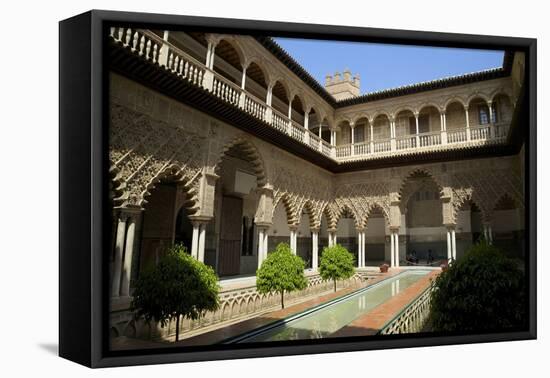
231 270 431 343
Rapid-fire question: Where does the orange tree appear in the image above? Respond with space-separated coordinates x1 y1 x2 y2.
131 244 220 341
319 244 355 292
256 243 308 309
429 241 527 333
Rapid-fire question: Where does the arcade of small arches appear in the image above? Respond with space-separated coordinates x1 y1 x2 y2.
110 139 524 301
166 30 335 143
334 91 514 154
109 28 514 163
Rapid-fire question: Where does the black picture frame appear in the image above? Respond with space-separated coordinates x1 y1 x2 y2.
59 9 537 368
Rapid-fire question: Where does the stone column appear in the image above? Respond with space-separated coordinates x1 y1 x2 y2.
263 230 269 259
361 230 366 267
440 111 448 144
394 230 400 268
257 227 265 268
191 222 200 259
370 120 374 153
357 229 365 268
202 38 217 91
265 84 273 123
465 105 471 141
451 227 457 260
189 214 212 262
111 214 127 297
446 225 454 261
120 215 137 297
390 118 396 151
390 231 395 267
205 42 212 68
208 43 216 69
483 223 493 244
198 222 207 263
415 113 420 147
328 229 337 246
289 225 297 254
238 64 248 109
488 101 494 137
357 231 362 268
240 65 247 90
287 98 293 135
350 122 355 156
311 229 319 270
158 30 170 66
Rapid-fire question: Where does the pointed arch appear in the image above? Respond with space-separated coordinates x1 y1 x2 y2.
335 204 361 228
215 136 268 187
140 163 200 212
493 193 519 211
109 163 125 207
364 202 390 228
453 195 487 224
398 168 444 201
272 192 298 226
296 200 317 229
320 202 338 230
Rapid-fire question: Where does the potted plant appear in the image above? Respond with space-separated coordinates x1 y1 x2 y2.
379 263 389 273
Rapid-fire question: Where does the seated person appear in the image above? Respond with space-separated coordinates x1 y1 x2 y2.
427 249 434 264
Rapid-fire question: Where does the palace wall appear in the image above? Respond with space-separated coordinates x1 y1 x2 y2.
110 71 524 241
109 70 526 344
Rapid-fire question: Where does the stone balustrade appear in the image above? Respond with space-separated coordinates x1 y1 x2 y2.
379 283 433 335
110 270 369 342
110 27 512 164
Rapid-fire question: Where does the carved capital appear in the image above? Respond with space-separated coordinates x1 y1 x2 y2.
114 206 143 222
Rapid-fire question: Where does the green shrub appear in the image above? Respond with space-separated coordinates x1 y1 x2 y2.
131 244 220 341
319 244 356 292
429 240 527 333
256 243 308 309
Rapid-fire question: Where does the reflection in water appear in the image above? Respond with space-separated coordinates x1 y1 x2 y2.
240 270 430 343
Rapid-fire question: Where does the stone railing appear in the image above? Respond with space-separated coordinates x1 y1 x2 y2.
378 283 433 335
110 28 511 164
110 271 369 342
373 138 392 153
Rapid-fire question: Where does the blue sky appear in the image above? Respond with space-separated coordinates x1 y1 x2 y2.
274 38 504 94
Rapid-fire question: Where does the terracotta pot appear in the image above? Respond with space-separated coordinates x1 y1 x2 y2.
380 264 389 273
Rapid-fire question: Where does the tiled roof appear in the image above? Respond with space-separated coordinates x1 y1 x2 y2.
336 67 507 107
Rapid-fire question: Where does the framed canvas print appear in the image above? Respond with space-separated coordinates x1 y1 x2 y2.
59 10 536 368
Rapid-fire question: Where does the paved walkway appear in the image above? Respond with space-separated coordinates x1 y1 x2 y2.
329 270 440 338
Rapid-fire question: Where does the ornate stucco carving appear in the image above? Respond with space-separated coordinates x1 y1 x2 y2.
110 73 524 231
